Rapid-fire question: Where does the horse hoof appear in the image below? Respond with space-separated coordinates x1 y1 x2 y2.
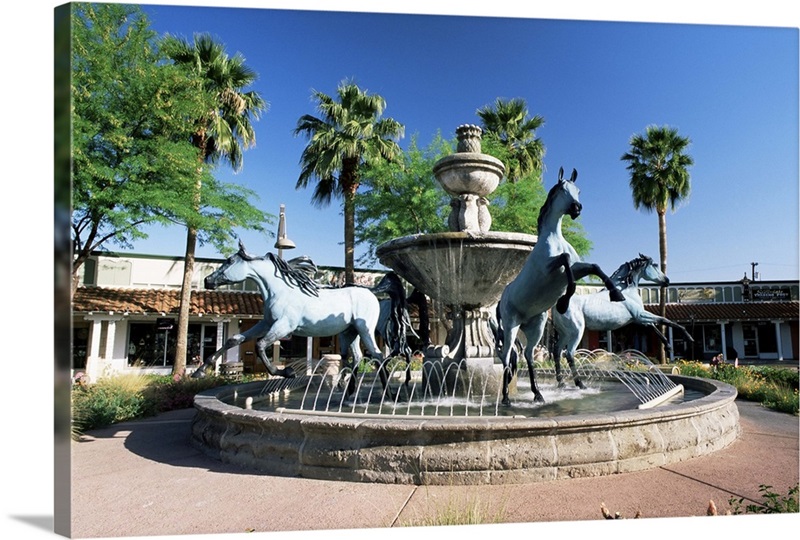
502 397 512 407
610 289 625 302
557 380 566 389
576 380 587 390
556 297 569 314
533 393 546 403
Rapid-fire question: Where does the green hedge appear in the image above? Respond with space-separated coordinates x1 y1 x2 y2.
676 361 799 415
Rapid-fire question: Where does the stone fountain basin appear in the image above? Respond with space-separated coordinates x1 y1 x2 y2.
191 375 740 485
376 231 537 307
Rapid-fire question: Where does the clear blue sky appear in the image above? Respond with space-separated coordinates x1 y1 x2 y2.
119 2 797 283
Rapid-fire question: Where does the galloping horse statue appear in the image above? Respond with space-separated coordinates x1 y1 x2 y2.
551 253 695 388
495 167 624 406
194 241 407 399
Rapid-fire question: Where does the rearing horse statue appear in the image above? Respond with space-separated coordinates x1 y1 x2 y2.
495 167 624 406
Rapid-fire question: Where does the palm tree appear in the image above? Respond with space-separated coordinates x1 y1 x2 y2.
621 124 693 362
476 97 545 182
163 33 267 375
294 80 404 284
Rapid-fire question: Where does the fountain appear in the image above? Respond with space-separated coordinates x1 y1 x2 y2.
190 124 741 485
376 124 537 397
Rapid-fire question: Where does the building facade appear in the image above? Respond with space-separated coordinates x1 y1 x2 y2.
71 251 798 381
71 251 389 381
576 277 798 364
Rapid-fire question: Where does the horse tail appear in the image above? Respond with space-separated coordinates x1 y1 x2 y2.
494 302 518 371
372 273 417 356
493 303 505 357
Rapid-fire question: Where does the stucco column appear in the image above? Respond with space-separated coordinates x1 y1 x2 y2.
104 319 116 364
773 320 784 361
215 320 226 370
86 319 103 382
719 321 728 362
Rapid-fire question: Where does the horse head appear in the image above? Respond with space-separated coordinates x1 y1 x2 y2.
204 240 256 290
556 167 581 218
638 253 669 286
539 167 582 230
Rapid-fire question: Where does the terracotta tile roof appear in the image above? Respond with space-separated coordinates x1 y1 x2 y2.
645 301 799 322
72 286 264 316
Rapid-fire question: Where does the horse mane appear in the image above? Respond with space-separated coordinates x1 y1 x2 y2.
610 254 652 288
268 252 320 297
537 181 561 231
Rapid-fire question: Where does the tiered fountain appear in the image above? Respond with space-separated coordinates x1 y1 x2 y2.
190 124 741 486
376 124 536 397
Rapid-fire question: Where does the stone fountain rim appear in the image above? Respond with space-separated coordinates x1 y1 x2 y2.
376 230 538 255
432 151 506 172
191 375 740 485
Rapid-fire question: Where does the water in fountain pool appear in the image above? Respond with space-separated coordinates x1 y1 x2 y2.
235 353 699 418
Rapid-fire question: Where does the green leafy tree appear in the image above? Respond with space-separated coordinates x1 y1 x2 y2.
355 134 451 265
161 33 269 375
353 133 591 267
71 3 208 291
295 80 405 284
621 124 693 362
482 136 591 255
477 97 545 182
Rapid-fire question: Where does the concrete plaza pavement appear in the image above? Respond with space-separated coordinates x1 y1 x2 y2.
70 399 799 538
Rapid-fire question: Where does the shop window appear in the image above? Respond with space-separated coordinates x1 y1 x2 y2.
668 288 678 302
757 322 778 354
714 287 723 302
703 324 721 355
742 324 758 357
733 287 743 302
73 325 89 369
128 323 174 367
127 322 225 367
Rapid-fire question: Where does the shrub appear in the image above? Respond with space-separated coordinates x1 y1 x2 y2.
72 373 154 435
729 484 799 514
143 374 230 413
71 372 234 437
675 361 798 415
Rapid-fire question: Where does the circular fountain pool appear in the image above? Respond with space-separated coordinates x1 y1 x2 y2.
191 370 740 485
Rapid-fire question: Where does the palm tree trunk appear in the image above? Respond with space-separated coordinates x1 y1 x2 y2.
657 209 668 363
173 225 196 376
344 188 356 285
342 160 359 285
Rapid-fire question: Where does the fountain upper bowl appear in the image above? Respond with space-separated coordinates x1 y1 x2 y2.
432 153 505 197
376 231 536 307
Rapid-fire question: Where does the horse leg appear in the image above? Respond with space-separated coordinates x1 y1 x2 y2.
192 319 270 378
356 323 394 402
564 345 586 389
552 253 576 314
339 330 359 398
497 315 521 407
521 314 548 403
254 322 296 378
571 262 625 303
635 311 695 350
563 312 586 389
551 328 565 387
